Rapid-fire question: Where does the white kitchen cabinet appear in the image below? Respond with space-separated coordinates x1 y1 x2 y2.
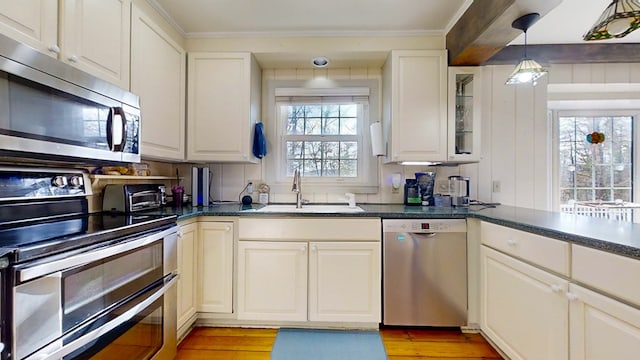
237 217 381 325
0 0 58 56
448 67 482 162
568 283 640 360
197 221 234 314
382 50 447 163
481 246 569 360
177 221 197 337
308 241 381 323
187 52 261 163
59 0 131 88
131 4 186 161
0 0 131 88
237 241 308 321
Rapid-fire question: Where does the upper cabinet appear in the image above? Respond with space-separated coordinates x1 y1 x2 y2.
448 67 482 162
382 50 447 163
0 1 57 55
131 4 186 161
187 52 261 163
0 0 131 88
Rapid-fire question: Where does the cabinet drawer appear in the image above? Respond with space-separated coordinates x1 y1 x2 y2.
239 218 381 241
572 245 640 307
481 221 570 276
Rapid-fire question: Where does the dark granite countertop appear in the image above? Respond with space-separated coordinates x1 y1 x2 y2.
142 203 640 260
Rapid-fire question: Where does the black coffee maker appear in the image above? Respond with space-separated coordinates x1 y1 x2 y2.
404 172 436 206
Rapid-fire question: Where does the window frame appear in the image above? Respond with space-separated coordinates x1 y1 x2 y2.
263 79 380 194
551 109 639 211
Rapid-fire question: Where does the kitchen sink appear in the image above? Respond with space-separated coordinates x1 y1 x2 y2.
253 204 364 213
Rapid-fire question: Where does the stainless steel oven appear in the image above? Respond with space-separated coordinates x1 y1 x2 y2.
14 227 177 360
0 166 177 360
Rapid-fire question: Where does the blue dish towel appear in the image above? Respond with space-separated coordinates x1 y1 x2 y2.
253 122 267 158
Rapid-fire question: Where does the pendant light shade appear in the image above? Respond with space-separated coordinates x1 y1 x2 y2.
505 13 547 86
584 0 640 40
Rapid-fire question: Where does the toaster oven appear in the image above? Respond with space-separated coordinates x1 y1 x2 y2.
103 184 164 212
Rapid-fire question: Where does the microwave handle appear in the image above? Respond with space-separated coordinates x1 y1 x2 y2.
24 274 177 360
106 107 127 152
17 226 178 283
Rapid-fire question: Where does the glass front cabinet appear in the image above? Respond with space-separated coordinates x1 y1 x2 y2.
448 67 482 162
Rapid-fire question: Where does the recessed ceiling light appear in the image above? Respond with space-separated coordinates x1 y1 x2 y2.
311 56 330 68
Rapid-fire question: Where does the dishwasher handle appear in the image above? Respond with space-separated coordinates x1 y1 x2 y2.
410 232 437 238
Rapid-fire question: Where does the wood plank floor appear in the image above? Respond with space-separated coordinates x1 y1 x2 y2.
176 327 503 359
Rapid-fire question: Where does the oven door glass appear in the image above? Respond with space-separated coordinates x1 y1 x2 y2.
62 239 163 332
64 296 163 360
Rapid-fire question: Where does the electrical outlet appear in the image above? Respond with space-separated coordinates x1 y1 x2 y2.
436 180 449 193
246 182 253 194
492 180 501 193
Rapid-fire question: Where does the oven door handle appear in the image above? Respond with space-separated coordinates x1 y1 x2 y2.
17 226 178 283
25 274 177 360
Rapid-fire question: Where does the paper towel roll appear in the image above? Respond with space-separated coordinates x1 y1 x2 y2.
370 122 384 156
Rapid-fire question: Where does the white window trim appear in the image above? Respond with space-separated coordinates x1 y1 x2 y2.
551 109 640 211
264 79 380 194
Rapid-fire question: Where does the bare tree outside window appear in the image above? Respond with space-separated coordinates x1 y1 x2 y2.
283 104 359 178
558 115 633 204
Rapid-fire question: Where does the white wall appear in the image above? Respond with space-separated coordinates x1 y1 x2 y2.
476 62 640 211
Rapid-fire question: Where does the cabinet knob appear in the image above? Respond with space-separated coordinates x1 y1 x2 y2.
177 231 183 238
566 292 579 302
68 54 78 63
311 245 317 252
507 239 518 247
225 226 231 232
301 245 307 254
550 284 562 293
47 44 60 54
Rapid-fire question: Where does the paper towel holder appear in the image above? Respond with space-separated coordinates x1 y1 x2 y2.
370 122 384 156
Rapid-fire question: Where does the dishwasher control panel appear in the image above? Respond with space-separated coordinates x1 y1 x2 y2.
382 219 466 233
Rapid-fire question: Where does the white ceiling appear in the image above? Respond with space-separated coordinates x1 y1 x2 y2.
150 0 471 37
149 0 640 67
513 0 640 45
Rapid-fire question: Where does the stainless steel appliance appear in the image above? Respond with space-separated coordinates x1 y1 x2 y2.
449 176 470 208
383 219 467 327
102 184 165 212
0 166 177 360
0 33 140 163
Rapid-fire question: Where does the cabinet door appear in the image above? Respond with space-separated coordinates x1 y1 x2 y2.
448 67 482 162
131 5 186 161
60 0 131 88
177 222 197 332
187 52 260 163
237 241 307 321
309 242 381 323
569 284 640 360
197 222 234 313
0 0 57 56
384 50 447 162
481 246 568 360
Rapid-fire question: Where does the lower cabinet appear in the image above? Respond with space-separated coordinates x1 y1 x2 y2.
568 283 640 359
177 221 197 335
237 240 381 323
309 242 381 323
197 221 234 313
237 241 308 321
481 246 569 360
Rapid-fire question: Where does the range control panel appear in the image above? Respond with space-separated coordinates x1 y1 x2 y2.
382 219 467 233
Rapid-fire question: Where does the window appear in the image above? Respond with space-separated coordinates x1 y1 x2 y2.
282 103 361 177
264 80 379 193
555 112 634 205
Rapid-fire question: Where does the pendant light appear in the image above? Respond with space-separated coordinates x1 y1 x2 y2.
505 13 547 86
584 0 640 40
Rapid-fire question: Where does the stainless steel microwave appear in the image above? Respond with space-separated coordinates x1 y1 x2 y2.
0 33 140 163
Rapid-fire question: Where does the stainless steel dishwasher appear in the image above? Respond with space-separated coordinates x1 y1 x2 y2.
382 219 467 327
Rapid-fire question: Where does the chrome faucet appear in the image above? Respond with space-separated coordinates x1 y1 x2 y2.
292 168 302 208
